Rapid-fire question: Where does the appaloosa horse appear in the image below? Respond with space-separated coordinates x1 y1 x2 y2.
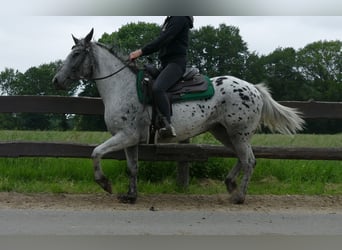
53 29 304 204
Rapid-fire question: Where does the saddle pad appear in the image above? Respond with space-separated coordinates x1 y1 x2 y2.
136 70 215 104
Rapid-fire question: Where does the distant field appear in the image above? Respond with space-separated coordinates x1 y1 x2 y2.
0 130 341 195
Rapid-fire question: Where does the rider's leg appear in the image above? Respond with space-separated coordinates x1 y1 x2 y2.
152 62 184 137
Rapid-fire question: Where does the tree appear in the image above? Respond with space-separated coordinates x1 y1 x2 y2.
99 22 160 65
188 24 249 78
243 51 264 84
0 61 76 130
296 40 341 101
260 47 308 101
295 40 342 134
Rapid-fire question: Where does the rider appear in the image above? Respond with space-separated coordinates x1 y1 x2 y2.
129 16 194 137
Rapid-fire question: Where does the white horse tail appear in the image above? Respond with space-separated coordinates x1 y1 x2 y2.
255 83 305 134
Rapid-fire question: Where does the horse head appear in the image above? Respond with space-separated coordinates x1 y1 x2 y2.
53 28 94 90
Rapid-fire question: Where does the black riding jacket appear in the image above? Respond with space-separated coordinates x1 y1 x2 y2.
141 16 193 64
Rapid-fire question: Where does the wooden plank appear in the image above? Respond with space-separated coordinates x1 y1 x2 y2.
0 142 341 161
0 142 98 158
280 101 342 119
200 144 342 161
0 96 104 115
0 96 341 119
0 142 207 161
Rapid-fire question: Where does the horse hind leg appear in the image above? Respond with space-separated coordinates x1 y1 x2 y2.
210 124 256 204
210 125 240 194
224 161 241 194
229 139 256 204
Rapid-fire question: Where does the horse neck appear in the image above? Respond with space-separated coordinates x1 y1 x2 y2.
92 45 137 105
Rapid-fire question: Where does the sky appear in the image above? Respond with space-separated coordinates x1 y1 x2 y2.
0 16 341 73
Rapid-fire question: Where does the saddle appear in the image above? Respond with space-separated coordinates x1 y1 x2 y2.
137 65 214 104
136 64 215 143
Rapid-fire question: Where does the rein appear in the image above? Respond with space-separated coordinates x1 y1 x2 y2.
87 59 131 81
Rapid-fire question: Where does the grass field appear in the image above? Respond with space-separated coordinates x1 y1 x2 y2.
0 130 341 195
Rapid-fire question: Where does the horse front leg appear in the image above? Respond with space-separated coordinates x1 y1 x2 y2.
118 145 139 204
91 132 138 195
93 156 112 194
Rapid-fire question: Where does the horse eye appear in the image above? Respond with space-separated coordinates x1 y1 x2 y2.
72 52 80 58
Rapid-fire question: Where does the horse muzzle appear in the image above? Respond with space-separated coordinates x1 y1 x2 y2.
52 75 67 90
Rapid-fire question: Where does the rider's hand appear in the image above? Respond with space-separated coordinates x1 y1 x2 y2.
129 49 142 61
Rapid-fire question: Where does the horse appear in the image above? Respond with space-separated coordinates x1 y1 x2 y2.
53 29 304 204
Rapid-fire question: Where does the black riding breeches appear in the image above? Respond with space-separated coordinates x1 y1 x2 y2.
152 62 185 124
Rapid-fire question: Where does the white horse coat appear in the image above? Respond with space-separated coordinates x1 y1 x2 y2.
53 29 304 204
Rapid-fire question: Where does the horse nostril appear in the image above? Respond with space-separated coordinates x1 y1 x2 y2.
52 76 66 90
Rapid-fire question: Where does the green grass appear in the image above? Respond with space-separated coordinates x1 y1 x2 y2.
0 130 341 195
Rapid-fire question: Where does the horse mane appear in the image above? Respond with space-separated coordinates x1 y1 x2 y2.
94 42 140 74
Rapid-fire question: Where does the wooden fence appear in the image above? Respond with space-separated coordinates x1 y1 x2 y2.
1 95 341 118
0 96 341 186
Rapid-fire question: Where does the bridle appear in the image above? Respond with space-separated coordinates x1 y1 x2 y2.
68 43 132 82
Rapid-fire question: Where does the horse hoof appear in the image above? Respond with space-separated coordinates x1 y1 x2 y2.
230 191 245 204
225 178 237 193
117 193 137 204
95 177 112 194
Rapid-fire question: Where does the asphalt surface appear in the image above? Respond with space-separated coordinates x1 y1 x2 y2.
0 208 341 235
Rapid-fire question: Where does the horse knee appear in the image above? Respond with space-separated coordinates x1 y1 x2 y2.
91 146 103 160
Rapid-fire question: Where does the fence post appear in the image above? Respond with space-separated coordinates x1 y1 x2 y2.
176 139 190 188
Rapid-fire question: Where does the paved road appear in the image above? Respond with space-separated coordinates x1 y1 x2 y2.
0 208 341 235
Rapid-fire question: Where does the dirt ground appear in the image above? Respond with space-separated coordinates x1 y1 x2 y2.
0 192 341 213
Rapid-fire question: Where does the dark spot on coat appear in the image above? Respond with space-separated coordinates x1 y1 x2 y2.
239 93 250 101
215 77 227 86
242 102 250 108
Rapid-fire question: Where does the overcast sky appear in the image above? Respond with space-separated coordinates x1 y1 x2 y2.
0 16 341 72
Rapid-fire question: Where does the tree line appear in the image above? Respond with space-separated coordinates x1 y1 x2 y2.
0 22 341 133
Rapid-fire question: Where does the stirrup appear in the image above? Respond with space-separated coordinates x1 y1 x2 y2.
158 124 177 138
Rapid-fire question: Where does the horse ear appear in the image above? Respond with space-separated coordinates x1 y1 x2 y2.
85 28 94 43
72 34 79 45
